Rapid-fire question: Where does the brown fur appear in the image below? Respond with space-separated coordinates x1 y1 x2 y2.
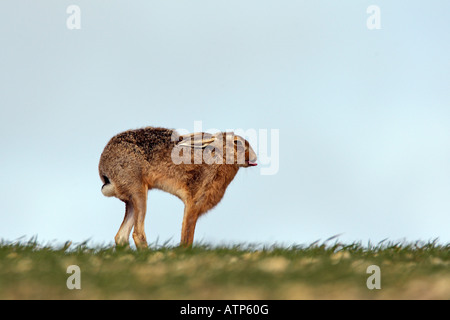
98 126 257 248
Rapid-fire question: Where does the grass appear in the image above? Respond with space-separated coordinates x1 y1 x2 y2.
0 237 449 299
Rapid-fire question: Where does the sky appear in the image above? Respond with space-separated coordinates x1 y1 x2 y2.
0 1 449 247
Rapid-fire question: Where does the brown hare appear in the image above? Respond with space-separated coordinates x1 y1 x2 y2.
99 126 257 248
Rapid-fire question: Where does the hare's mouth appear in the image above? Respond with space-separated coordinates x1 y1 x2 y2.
246 161 257 167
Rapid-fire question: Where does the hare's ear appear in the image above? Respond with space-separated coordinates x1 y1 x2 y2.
177 133 216 149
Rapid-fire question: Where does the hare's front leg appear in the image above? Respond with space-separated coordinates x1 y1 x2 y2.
180 203 200 247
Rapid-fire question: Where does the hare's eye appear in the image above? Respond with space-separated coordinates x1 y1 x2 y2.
234 140 244 147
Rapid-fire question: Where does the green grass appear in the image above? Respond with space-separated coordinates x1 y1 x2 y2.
0 238 449 299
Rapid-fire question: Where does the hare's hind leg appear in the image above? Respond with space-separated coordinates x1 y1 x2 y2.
115 201 135 247
131 190 149 250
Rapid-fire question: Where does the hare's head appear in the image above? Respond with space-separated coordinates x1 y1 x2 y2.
176 132 257 167
224 133 257 167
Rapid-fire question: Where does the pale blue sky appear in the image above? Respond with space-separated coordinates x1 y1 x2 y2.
0 1 449 246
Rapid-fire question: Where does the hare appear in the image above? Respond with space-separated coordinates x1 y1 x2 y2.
98 126 257 248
